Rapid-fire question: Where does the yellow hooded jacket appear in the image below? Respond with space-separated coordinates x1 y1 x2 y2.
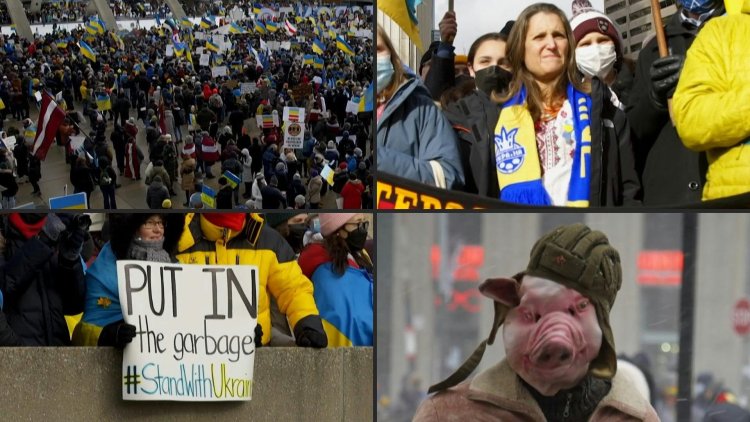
672 0 750 200
175 213 319 345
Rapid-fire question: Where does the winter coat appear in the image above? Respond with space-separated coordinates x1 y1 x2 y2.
288 179 307 202
443 80 641 206
201 135 220 163
146 180 170 209
626 14 705 205
146 165 171 188
377 76 464 189
162 142 178 184
242 151 254 182
261 185 287 209
341 180 365 209
71 165 94 194
164 109 176 141
180 158 196 191
413 359 659 422
174 213 320 345
332 170 349 194
216 185 234 209
298 243 373 346
124 140 142 180
251 179 264 208
307 175 323 204
673 5 750 200
0 216 86 345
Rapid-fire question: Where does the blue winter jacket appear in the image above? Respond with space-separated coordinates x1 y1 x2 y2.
377 76 464 189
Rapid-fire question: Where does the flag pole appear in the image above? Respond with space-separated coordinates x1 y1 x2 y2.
650 0 674 122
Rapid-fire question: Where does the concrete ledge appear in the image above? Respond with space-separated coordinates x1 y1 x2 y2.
0 347 372 421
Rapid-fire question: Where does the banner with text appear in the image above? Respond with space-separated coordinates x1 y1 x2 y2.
117 261 259 401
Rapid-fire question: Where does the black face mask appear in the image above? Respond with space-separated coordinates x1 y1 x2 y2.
345 226 368 252
285 223 307 253
473 65 513 96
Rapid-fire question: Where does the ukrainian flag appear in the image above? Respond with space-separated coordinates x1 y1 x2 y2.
223 171 240 189
205 40 220 53
266 21 278 32
201 185 216 208
313 56 324 70
56 40 68 49
94 17 106 33
96 94 111 111
252 3 262 14
254 21 267 34
312 38 325 55
229 22 246 34
48 192 88 210
378 0 424 50
336 35 354 56
314 25 321 39
213 54 224 65
328 29 337 39
200 16 213 29
303 54 314 65
359 83 373 113
295 16 303 24
24 125 37 140
180 17 192 28
86 22 99 36
79 40 97 61
174 42 186 57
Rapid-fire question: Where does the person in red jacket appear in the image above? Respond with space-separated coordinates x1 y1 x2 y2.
200 131 219 178
341 172 365 209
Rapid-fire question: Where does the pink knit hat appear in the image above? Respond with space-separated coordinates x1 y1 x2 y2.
319 213 358 237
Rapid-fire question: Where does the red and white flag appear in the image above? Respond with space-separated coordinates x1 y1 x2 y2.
284 20 297 35
32 91 66 161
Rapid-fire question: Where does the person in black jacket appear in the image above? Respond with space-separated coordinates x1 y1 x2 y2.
625 0 724 206
216 177 234 209
0 213 89 346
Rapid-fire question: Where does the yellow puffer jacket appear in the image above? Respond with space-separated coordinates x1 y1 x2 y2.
175 213 319 345
673 0 750 200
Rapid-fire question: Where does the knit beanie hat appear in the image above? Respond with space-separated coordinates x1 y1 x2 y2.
570 0 624 70
319 213 357 237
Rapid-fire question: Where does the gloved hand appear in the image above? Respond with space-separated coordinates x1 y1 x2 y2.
293 315 328 348
39 214 67 248
58 214 92 261
98 320 137 349
255 324 263 348
439 11 457 45
649 54 684 109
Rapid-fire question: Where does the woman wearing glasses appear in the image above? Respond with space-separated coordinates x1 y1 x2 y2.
72 214 183 347
297 213 373 347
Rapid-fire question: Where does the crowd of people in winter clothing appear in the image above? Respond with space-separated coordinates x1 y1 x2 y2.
0 1 373 209
0 212 373 350
377 0 750 207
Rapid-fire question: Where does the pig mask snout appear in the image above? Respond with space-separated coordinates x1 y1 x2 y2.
527 313 586 370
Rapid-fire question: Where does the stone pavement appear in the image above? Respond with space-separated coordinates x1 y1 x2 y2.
9 102 338 210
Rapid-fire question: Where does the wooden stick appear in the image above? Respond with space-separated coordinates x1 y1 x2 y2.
650 0 674 122
448 0 454 12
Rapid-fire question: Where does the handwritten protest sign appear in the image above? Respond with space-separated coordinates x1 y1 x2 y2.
2 136 16 151
117 261 259 401
211 66 227 77
200 54 210 67
283 121 304 149
240 83 257 94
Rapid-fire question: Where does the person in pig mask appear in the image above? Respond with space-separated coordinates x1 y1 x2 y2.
414 223 659 421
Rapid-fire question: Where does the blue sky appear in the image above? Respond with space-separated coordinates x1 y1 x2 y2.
432 0 605 54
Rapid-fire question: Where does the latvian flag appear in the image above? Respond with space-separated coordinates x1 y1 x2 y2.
32 91 66 160
284 20 297 35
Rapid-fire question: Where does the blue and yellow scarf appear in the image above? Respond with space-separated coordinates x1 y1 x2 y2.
494 83 592 207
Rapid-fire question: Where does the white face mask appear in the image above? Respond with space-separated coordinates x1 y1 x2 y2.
575 44 617 81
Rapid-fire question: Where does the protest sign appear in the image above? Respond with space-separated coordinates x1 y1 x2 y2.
320 164 335 186
211 66 227 77
280 41 291 50
69 135 86 152
345 100 359 115
156 58 164 65
165 45 174 57
194 31 205 40
2 136 16 151
49 192 88 209
290 84 312 102
196 47 205 55
200 54 210 67
117 261 259 401
256 114 279 129
283 121 304 149
240 83 257 95
282 107 305 123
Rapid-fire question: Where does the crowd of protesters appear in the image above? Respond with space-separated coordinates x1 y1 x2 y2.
0 212 373 350
0 2 373 209
376 0 749 207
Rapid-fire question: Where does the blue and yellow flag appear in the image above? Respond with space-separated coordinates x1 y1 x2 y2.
213 54 224 65
377 0 423 50
201 185 216 208
252 3 262 14
180 17 192 28
223 171 240 189
359 84 373 113
173 41 186 57
313 56 324 70
200 16 213 29
24 124 36 140
96 94 111 111
336 35 354 56
56 40 68 49
254 21 267 34
205 40 220 53
266 21 278 32
86 22 99 36
78 40 97 61
312 38 325 55
229 22 246 34
303 54 314 65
